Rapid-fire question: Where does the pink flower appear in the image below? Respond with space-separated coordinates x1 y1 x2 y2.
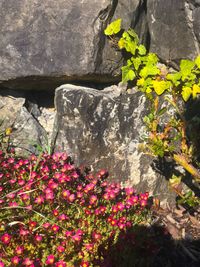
11 256 20 265
92 231 102 241
53 209 59 216
58 214 68 221
43 222 51 229
65 230 72 237
71 234 81 242
23 258 33 266
125 187 135 196
68 193 75 202
57 245 65 253
15 246 24 255
46 254 55 265
55 260 67 267
62 190 70 198
140 199 147 207
35 195 44 204
89 195 97 205
35 234 43 242
20 228 29 236
51 224 60 233
1 233 11 244
0 261 5 267
117 202 125 211
81 262 89 267
85 243 93 251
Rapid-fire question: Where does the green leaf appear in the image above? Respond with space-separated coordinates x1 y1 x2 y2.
192 84 200 98
181 86 192 101
104 19 121 36
180 59 195 81
140 65 160 79
152 80 171 95
118 38 125 49
195 55 200 69
138 45 146 55
125 41 137 55
157 107 167 116
146 53 158 65
122 66 136 83
166 72 181 86
131 57 141 70
127 29 139 44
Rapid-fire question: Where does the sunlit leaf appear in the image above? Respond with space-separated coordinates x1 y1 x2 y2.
180 59 195 81
104 18 121 36
192 84 200 98
166 72 181 86
152 80 170 95
122 66 135 83
138 45 146 55
118 38 125 49
181 86 192 101
195 55 200 69
140 65 160 79
132 57 141 70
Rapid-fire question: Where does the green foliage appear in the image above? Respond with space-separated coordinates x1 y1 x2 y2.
105 19 200 208
104 18 121 36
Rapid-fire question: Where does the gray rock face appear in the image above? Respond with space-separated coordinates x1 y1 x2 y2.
2 0 199 90
147 0 200 66
0 92 46 155
53 84 175 205
0 0 137 90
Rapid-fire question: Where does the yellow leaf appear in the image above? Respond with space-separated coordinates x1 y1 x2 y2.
118 38 125 49
192 84 200 99
181 86 192 101
5 128 12 135
152 80 170 95
146 87 152 94
104 19 121 36
137 78 145 86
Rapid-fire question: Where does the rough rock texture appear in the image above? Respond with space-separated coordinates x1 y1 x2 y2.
53 84 175 204
1 0 199 90
0 0 138 90
0 91 46 154
147 0 200 66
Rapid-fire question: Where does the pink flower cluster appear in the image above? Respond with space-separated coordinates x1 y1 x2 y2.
0 151 149 266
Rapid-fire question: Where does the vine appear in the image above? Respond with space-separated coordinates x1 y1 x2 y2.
105 19 200 207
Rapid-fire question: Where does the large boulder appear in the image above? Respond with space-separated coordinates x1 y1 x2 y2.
53 84 176 205
147 0 200 67
0 0 141 90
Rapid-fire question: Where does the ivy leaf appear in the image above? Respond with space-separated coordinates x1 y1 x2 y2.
140 65 160 79
192 84 200 99
122 66 136 83
104 19 121 36
127 29 139 44
138 45 146 55
195 55 200 69
137 78 145 86
146 53 158 65
181 86 192 101
118 38 125 49
167 72 181 86
152 80 170 95
125 41 137 55
180 59 195 81
131 57 141 70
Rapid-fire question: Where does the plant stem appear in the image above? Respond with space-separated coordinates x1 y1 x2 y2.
173 154 200 182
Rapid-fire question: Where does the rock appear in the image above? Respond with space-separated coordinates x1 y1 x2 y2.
53 84 176 204
0 0 141 90
0 91 46 155
147 0 200 67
